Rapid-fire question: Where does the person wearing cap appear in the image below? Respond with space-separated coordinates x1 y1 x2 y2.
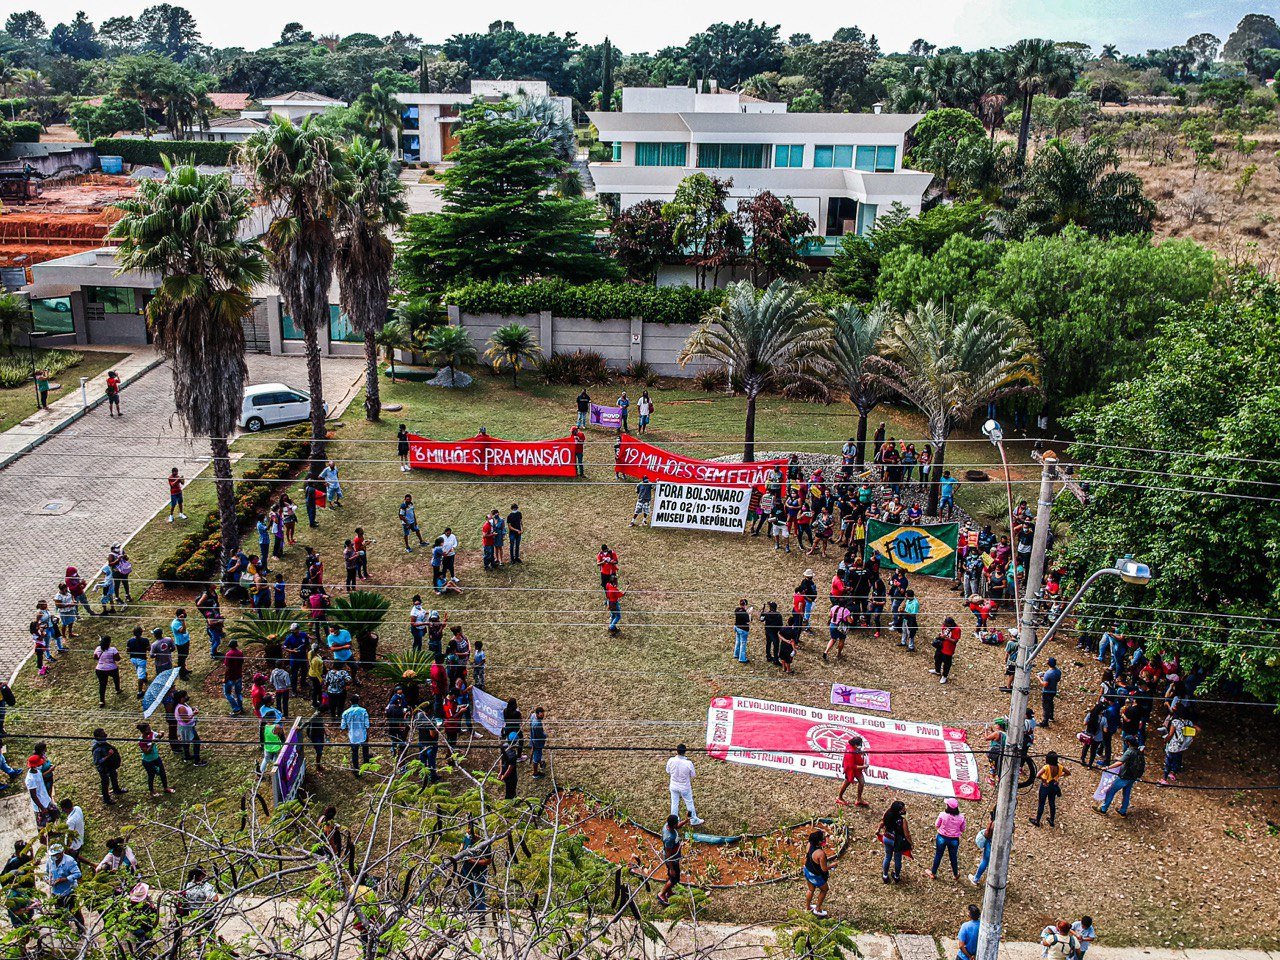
1096 735 1145 816
24 754 56 828
1039 657 1063 727
926 798 967 881
499 731 520 800
45 844 83 928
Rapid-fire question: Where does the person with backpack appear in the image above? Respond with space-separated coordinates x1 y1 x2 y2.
1095 735 1144 817
1040 920 1079 960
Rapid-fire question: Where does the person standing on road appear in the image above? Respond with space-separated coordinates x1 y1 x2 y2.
956 904 981 960
666 744 704 826
105 370 122 417
166 469 186 522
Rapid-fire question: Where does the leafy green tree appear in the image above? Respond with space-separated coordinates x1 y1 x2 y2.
679 280 831 461
336 138 407 423
137 3 202 61
424 325 477 386
683 20 784 86
875 233 1003 312
907 108 985 193
278 22 313 46
441 27 578 91
827 301 886 465
240 116 350 474
68 95 148 140
109 161 268 563
1059 273 1280 705
49 12 103 60
0 292 32 355
397 105 615 298
872 300 1039 513
1009 137 1155 237
662 172 744 290
608 199 678 283
484 322 541 387
789 39 879 110
1004 38 1075 165
354 83 402 149
737 190 814 285
4 11 46 42
600 37 614 111
789 88 822 112
1222 13 1280 74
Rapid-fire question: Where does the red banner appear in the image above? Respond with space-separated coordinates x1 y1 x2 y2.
407 433 576 477
706 696 980 801
614 434 787 489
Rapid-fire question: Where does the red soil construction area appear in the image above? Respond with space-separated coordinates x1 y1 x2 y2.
548 790 848 888
0 175 135 273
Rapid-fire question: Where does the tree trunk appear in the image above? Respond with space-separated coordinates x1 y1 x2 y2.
362 330 381 423
926 438 946 517
210 435 240 566
303 323 327 479
854 408 869 467
511 366 518 388
743 392 757 463
1017 92 1033 167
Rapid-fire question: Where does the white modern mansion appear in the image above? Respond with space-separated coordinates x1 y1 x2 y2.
395 81 572 164
589 87 932 251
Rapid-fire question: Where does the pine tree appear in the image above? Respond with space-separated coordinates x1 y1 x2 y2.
600 37 614 111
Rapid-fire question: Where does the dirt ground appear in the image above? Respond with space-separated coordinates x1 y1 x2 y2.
0 175 134 271
9 375 1280 949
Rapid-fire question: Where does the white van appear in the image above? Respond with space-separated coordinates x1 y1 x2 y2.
239 383 327 432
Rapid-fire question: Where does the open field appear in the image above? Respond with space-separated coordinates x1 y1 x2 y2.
8 371 1280 947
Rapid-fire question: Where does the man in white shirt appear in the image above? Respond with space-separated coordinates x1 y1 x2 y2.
59 799 85 861
665 744 704 826
441 529 459 580
24 756 55 828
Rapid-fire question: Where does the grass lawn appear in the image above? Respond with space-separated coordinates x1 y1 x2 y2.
0 349 128 432
9 371 1280 947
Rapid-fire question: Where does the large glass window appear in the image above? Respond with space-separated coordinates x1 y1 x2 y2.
401 105 419 128
328 305 361 343
857 202 879 237
635 142 687 166
813 145 855 168
773 144 804 168
697 143 766 169
84 286 136 314
31 296 74 334
853 145 898 172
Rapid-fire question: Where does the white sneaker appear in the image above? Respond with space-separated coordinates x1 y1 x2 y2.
179 513 187 519
968 874 979 885
928 669 938 674
167 516 173 523
689 817 705 826
810 907 828 918
940 676 948 684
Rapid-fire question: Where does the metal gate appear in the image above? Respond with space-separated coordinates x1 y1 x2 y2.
242 301 270 354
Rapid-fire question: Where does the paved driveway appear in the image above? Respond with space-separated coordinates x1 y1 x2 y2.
0 354 364 676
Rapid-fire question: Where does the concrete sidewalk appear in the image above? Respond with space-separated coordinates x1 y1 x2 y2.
0 347 162 469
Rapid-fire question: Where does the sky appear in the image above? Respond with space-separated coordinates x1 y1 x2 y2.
14 0 1261 54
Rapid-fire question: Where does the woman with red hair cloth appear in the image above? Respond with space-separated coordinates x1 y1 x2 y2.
931 617 962 684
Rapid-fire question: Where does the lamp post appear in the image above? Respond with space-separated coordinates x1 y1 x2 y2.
27 330 49 410
974 420 1151 960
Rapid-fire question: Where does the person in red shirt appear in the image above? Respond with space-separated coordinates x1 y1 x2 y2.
106 371 122 417
481 515 498 570
222 640 245 715
571 426 586 477
837 734 870 808
932 616 961 683
596 544 618 589
166 468 186 522
604 580 624 634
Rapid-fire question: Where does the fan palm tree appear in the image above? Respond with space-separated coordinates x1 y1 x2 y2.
827 302 886 467
329 589 392 670
871 300 1040 514
0 293 32 355
108 160 268 564
239 116 350 476
484 323 542 388
335 137 408 422
1010 138 1155 237
1004 39 1075 166
679 280 832 462
355 83 404 150
424 324 477 386
376 312 420 382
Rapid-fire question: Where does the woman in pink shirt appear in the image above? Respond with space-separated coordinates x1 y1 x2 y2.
94 636 122 707
927 798 967 880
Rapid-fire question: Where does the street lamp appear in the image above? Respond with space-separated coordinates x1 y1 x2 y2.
974 422 1151 960
26 330 49 410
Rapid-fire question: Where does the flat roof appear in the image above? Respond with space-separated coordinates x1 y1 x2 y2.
589 111 924 137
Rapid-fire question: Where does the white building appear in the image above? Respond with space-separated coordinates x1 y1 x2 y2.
589 87 932 253
187 91 348 142
395 80 573 164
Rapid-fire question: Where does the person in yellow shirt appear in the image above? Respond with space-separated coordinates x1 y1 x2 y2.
307 645 325 707
1029 750 1069 827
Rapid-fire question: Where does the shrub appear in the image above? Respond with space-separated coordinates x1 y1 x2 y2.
95 137 237 167
8 121 40 143
0 349 84 388
446 279 723 325
540 349 612 385
692 366 728 392
623 359 658 386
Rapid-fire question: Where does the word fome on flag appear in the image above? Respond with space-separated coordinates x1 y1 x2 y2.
705 696 980 801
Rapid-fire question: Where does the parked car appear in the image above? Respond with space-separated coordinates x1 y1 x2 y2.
239 383 327 432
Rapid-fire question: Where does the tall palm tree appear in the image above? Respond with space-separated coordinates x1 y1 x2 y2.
109 161 268 563
239 116 350 476
679 280 831 462
827 302 886 468
424 324 477 387
1011 138 1154 236
1004 39 1075 166
871 300 1040 514
484 323 541 388
335 137 407 422
1101 43 1120 61
355 83 404 150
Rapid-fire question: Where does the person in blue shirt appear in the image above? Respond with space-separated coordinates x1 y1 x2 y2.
1039 657 1063 727
283 625 308 693
340 694 371 774
255 514 271 573
615 392 630 433
326 624 354 669
46 844 85 931
956 903 981 960
171 610 191 680
939 471 958 519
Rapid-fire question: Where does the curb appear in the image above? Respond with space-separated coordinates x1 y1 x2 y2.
0 355 165 472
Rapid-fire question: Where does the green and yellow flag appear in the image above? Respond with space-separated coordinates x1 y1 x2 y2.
865 519 960 578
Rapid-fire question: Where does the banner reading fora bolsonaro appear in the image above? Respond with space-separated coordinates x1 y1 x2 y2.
863 519 960 578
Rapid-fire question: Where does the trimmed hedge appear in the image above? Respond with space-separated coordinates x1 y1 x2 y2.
0 99 30 115
94 137 238 167
8 121 40 143
445 279 724 326
155 426 313 584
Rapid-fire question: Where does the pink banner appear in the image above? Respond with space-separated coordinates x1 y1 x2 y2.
407 433 576 477
614 434 788 489
830 683 892 712
705 696 980 801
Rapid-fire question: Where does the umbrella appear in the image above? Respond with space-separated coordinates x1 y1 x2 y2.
141 668 178 719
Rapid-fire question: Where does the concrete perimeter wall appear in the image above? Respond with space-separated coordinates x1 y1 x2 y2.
448 306 717 377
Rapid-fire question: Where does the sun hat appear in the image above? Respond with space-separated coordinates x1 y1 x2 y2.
129 882 150 903
26 755 41 769
804 569 815 578
429 610 440 620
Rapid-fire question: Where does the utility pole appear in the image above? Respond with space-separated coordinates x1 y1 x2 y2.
975 452 1058 960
